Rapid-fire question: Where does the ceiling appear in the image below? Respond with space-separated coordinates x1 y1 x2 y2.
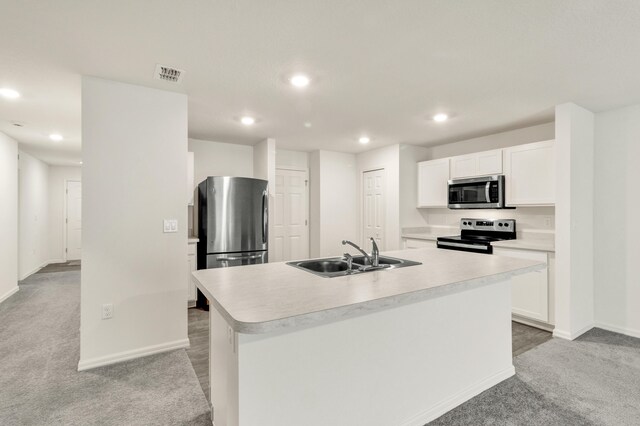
1 1 640 165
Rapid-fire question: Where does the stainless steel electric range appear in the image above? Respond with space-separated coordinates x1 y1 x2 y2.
437 218 516 254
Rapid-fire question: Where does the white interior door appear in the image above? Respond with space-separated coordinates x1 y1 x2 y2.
66 181 82 260
362 169 385 249
272 169 309 262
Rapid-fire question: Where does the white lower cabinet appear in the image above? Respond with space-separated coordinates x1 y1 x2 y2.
403 238 436 249
188 242 197 306
494 247 549 323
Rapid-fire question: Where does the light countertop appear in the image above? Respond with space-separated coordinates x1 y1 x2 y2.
188 236 199 243
192 247 544 334
402 232 555 252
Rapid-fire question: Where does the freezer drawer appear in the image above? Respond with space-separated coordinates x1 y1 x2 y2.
206 251 268 269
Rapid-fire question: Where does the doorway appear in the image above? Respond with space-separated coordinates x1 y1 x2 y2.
271 169 309 262
65 181 82 260
362 169 385 249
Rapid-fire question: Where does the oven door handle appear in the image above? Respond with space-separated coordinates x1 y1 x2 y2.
437 241 490 251
485 182 491 203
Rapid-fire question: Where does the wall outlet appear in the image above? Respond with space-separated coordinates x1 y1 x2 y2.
163 219 178 233
102 303 114 320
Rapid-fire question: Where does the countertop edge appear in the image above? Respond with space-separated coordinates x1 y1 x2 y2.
192 262 545 334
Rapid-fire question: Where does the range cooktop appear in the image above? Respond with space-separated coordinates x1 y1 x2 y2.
437 219 516 254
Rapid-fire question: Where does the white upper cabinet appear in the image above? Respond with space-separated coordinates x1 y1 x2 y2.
187 151 195 206
503 140 555 206
417 158 450 208
450 149 502 178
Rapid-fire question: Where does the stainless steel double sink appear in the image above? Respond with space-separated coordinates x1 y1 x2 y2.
287 255 421 278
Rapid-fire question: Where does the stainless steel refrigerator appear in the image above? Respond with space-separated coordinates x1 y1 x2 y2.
196 176 268 308
197 176 268 267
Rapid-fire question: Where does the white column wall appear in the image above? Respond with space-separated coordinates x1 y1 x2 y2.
308 150 357 258
79 77 188 370
0 132 19 303
253 138 276 258
593 104 640 337
18 151 49 279
554 103 595 340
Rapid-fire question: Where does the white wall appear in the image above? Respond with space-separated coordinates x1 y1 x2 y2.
309 150 357 257
48 166 82 262
276 149 308 170
18 150 49 280
593 103 640 338
554 103 594 340
80 77 188 370
426 122 554 159
188 138 253 187
356 145 401 250
0 132 18 303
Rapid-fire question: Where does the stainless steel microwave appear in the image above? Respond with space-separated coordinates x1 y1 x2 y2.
448 175 510 209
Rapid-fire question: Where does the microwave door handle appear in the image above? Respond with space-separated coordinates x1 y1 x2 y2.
485 182 491 202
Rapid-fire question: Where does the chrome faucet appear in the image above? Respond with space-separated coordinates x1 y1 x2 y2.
342 253 354 271
342 238 380 267
369 237 379 267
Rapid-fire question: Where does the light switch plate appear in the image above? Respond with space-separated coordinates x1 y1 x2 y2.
163 219 178 233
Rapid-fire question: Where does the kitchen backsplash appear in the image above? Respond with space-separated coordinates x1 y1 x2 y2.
416 206 555 233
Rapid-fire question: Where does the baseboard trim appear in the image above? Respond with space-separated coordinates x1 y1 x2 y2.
77 338 190 372
0 286 19 304
401 365 515 426
595 322 640 339
19 259 52 281
553 323 594 340
512 314 554 332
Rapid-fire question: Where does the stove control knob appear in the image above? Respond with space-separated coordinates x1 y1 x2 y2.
503 223 509 227
498 223 503 227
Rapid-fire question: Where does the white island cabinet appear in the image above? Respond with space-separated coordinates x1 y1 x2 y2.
193 248 543 426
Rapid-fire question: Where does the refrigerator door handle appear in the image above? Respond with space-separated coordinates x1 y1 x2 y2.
262 190 268 244
217 254 263 261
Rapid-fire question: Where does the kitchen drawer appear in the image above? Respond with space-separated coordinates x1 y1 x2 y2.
187 243 197 255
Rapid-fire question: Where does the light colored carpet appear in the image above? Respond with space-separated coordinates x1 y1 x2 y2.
0 271 211 425
431 328 640 425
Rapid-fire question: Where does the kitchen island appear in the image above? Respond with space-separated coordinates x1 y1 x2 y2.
192 247 544 426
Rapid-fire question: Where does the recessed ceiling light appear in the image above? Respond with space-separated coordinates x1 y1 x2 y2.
0 88 20 99
290 74 311 88
359 136 370 144
49 133 63 141
433 113 448 122
79 161 83 165
304 122 312 128
240 116 255 126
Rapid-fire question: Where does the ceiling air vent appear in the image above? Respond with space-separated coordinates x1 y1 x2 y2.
154 64 185 84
